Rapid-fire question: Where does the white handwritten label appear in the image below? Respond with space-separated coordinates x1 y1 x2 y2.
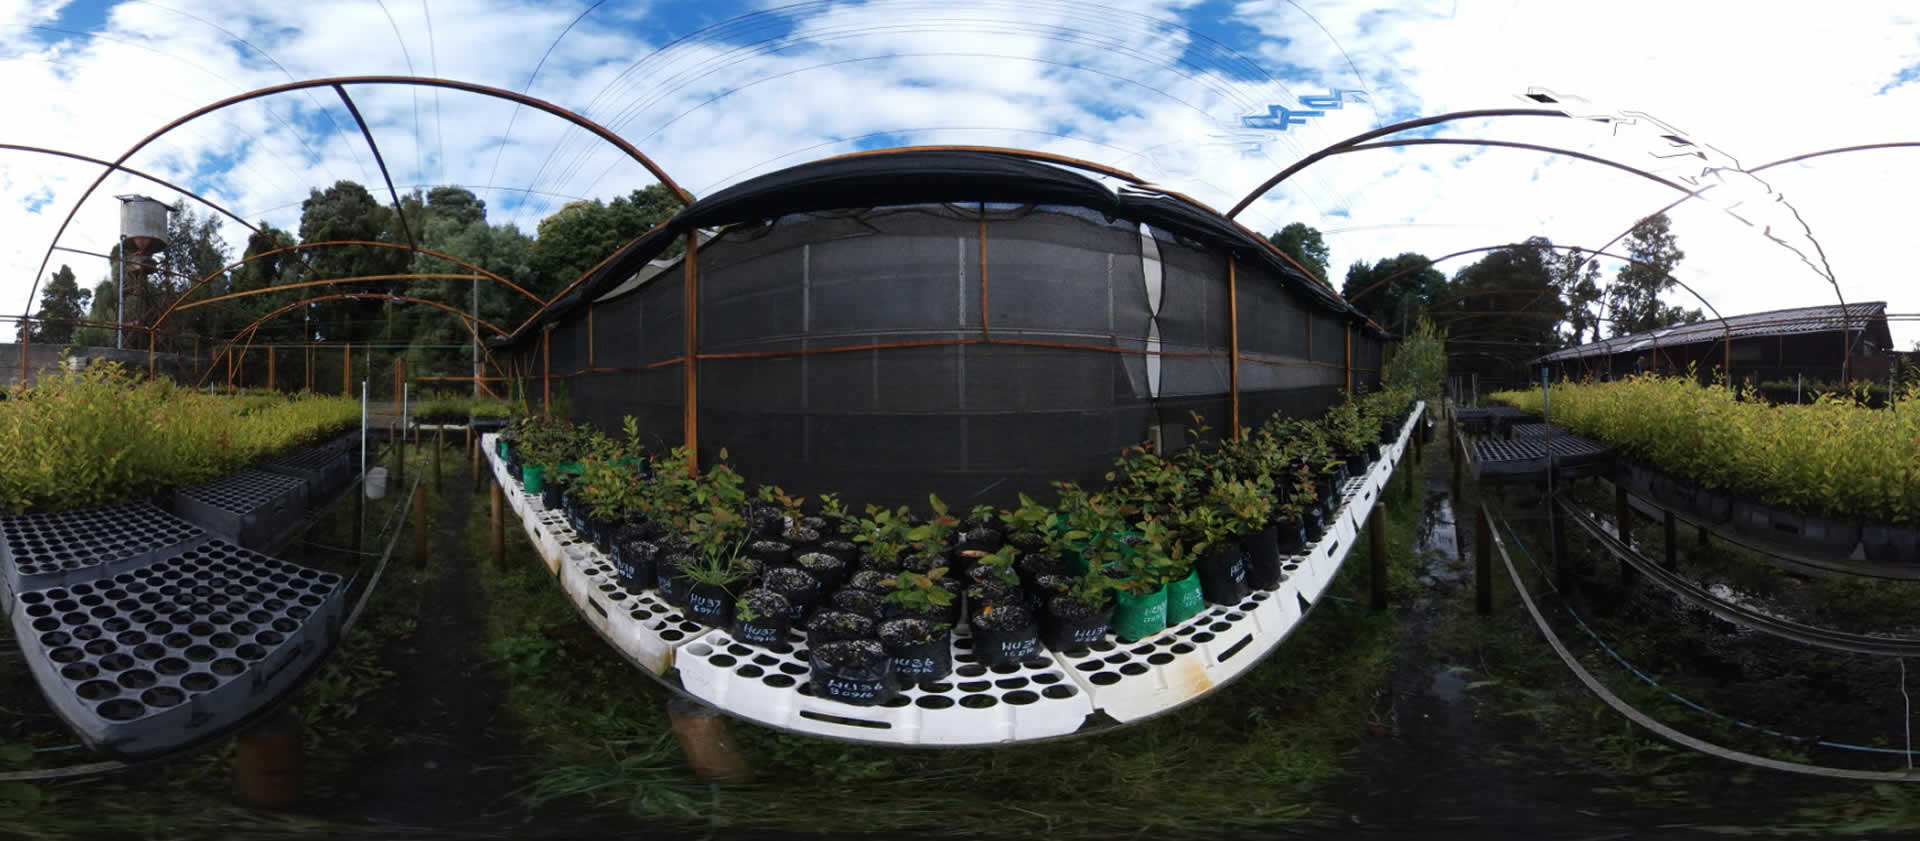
1231 552 1250 584
894 656 939 676
738 622 782 644
997 637 1039 658
822 676 883 700
1069 625 1105 644
688 592 724 617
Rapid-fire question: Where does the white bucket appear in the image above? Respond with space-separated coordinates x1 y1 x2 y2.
365 467 389 500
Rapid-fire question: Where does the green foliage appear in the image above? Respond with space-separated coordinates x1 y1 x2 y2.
1606 212 1699 336
1341 252 1445 331
0 361 358 513
1492 376 1920 522
1268 222 1329 285
883 567 955 612
25 264 89 344
1383 314 1446 404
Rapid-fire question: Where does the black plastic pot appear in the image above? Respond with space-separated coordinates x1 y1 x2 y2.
541 484 564 512
794 552 848 592
1862 523 1920 564
731 589 792 649
829 588 887 619
878 618 952 685
762 567 820 623
809 639 899 707
815 539 860 564
1732 501 1861 556
1343 452 1367 476
1040 597 1113 652
1273 517 1307 556
971 626 1040 667
609 533 659 592
656 554 695 608
1197 543 1253 605
1243 525 1284 591
684 583 735 628
1366 442 1383 464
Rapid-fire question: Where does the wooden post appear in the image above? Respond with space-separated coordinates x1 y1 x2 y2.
667 697 752 782
432 428 442 487
541 331 551 417
1368 503 1389 611
267 346 275 393
490 481 505 568
1344 323 1353 394
395 420 406 484
682 232 701 469
1475 506 1493 615
342 343 350 396
412 483 428 567
232 707 301 808
1227 259 1241 439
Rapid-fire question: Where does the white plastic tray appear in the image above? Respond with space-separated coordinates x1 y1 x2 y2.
480 403 1424 743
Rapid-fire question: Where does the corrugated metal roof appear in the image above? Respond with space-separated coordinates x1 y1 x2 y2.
1537 302 1887 363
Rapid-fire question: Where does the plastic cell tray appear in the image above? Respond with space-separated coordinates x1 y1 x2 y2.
1509 423 1564 438
8 538 346 758
172 470 309 550
2 503 207 604
676 625 1094 744
258 446 352 500
479 406 1427 744
1472 436 1612 482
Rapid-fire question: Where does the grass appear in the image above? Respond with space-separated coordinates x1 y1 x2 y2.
470 449 1434 838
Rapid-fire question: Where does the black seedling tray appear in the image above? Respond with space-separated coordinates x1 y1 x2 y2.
8 537 346 758
259 446 352 500
172 470 309 551
2 503 207 604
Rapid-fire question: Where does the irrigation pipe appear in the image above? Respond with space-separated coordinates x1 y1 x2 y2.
1556 498 1920 657
1485 501 1920 782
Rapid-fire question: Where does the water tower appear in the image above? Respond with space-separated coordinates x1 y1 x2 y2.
115 195 172 349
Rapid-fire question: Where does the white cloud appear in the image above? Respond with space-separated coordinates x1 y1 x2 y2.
1 0 1916 349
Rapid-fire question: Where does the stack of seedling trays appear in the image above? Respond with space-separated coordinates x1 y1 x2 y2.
1471 434 1613 483
172 470 309 551
8 537 347 758
1 502 206 607
260 445 353 500
480 402 1427 745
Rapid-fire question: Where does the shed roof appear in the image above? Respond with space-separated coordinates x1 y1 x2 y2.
1537 301 1889 363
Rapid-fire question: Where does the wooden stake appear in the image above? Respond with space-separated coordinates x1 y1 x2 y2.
490 481 505 568
1475 506 1493 615
1368 502 1389 611
412 483 428 567
232 707 301 808
667 697 752 782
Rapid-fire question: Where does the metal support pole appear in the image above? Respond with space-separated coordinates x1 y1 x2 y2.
490 481 505 568
1662 508 1678 571
1475 506 1493 614
412 482 428 567
1369 503 1389 611
1227 259 1241 438
1615 483 1637 586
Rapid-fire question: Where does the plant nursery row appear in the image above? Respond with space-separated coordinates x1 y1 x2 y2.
492 387 1418 707
1491 376 1920 561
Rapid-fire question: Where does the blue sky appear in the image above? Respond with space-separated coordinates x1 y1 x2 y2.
1 0 1917 345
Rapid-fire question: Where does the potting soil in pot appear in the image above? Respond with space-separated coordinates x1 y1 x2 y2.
878 617 953 684
970 603 1040 666
731 588 792 648
1041 594 1113 651
805 610 875 650
763 566 821 622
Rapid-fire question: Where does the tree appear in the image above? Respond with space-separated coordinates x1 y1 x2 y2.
1267 222 1329 285
1434 237 1564 380
297 180 409 345
1341 253 1446 334
25 265 90 345
529 184 684 297
73 275 118 348
1551 248 1604 346
1605 213 1700 336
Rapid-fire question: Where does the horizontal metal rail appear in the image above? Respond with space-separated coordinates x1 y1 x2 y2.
1487 500 1920 782
1557 497 1920 657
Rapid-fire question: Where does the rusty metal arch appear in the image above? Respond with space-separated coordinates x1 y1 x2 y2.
815 144 1149 184
169 274 514 324
2 143 271 241
201 292 510 389
26 74 693 314
150 239 541 337
1226 108 1570 219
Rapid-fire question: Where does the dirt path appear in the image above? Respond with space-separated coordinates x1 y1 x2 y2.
332 446 522 832
1333 424 1638 839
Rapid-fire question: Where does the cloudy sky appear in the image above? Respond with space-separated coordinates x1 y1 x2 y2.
2 0 1916 345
